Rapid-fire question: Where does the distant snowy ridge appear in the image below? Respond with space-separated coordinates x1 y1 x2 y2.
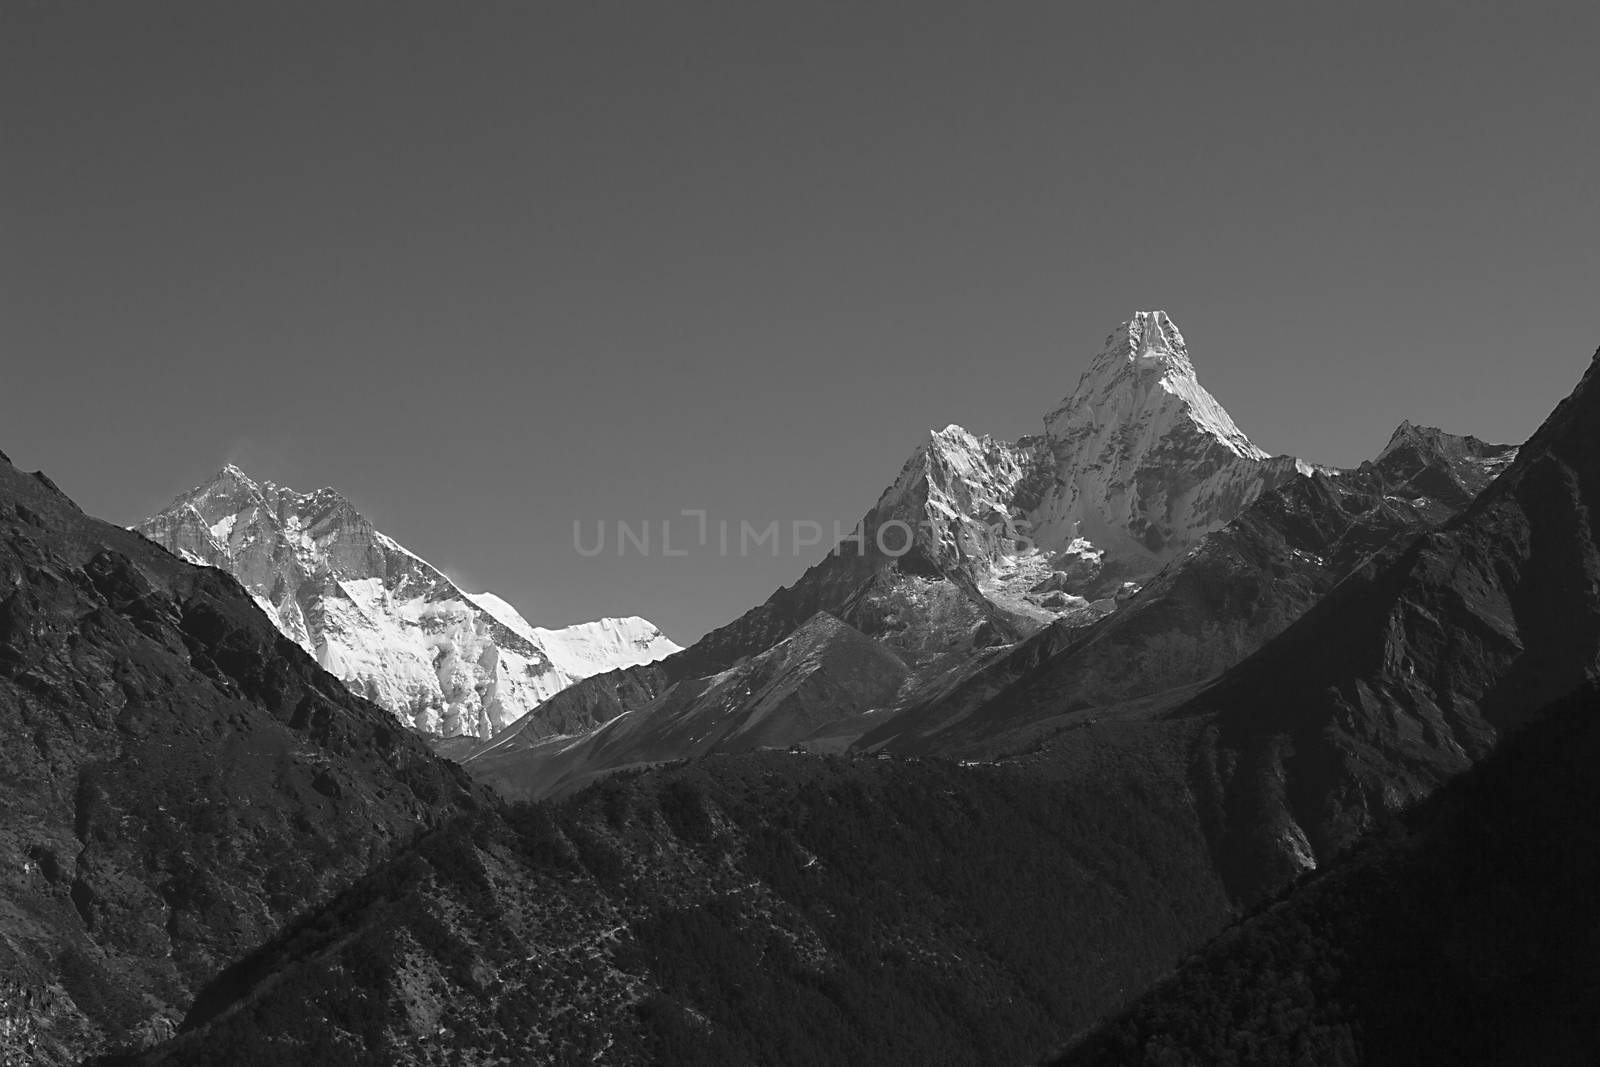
136 466 679 738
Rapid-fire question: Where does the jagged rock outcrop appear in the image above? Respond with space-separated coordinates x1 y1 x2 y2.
136 466 679 738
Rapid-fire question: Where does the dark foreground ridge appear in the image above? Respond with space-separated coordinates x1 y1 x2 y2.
0 454 484 1062
1055 680 1600 1067
1176 344 1600 900
112 749 1232 1066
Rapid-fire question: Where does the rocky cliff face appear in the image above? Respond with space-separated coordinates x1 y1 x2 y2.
0 453 485 1062
136 466 679 739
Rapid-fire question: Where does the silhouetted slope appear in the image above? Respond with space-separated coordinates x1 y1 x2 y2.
1181 346 1600 900
1056 682 1600 1067
468 613 912 799
459 550 885 755
0 454 484 1061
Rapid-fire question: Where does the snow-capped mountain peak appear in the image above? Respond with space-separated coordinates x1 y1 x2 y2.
137 466 681 738
864 424 1050 574
1024 311 1300 569
820 311 1307 635
1376 419 1453 462
1049 309 1269 462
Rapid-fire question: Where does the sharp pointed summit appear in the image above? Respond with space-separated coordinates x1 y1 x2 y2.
864 313 1298 600
1096 308 1193 375
1048 310 1268 461
1028 311 1298 569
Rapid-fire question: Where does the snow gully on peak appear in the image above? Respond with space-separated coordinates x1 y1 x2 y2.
1119 309 1188 362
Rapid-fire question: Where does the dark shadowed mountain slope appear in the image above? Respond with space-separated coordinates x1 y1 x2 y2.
460 419 1065 756
1055 681 1600 1067
121 747 1234 1067
862 424 1514 757
1178 344 1600 900
456 428 1055 759
467 613 911 800
0 454 485 1062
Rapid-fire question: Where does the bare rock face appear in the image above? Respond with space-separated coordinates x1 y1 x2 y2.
136 466 679 739
867 425 1053 574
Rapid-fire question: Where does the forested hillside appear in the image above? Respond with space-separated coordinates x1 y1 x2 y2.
125 748 1234 1066
1056 682 1600 1067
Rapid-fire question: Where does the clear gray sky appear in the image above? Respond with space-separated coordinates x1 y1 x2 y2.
3 2 1596 643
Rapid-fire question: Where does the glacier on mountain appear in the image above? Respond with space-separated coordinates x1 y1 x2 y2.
136 466 680 738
